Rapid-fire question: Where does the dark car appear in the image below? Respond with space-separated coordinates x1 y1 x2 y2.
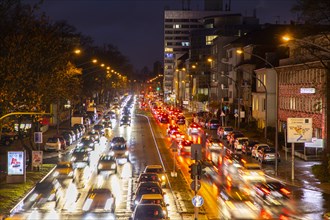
60 132 73 146
136 173 162 186
71 147 90 166
252 181 291 206
97 154 117 174
120 116 131 126
130 204 167 220
77 137 95 151
93 124 105 134
82 188 116 212
176 115 186 125
206 119 221 130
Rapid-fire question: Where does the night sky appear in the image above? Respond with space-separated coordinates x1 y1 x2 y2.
24 0 297 70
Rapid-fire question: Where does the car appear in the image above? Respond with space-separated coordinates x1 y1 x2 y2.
87 130 100 143
251 144 270 159
175 115 186 125
53 161 75 179
218 186 260 219
120 115 131 126
130 204 168 220
170 131 185 142
160 116 170 124
139 194 169 218
71 147 90 167
242 140 259 155
63 130 77 142
234 137 249 151
136 173 162 186
60 132 73 146
131 185 164 211
44 137 61 151
82 187 116 212
252 181 291 206
77 137 95 151
238 163 266 183
178 139 193 155
217 126 234 139
166 124 179 136
206 138 223 151
97 154 117 174
110 136 129 164
188 122 202 135
206 118 221 130
143 165 166 187
54 136 67 150
73 123 86 134
257 147 280 163
93 124 105 134
25 179 63 207
227 131 245 145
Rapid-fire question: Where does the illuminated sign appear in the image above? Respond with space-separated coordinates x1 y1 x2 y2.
8 151 25 175
300 88 315 94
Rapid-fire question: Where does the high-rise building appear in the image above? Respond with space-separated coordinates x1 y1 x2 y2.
163 10 224 102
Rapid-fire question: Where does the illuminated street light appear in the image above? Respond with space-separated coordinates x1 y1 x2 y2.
74 49 81 54
282 34 330 53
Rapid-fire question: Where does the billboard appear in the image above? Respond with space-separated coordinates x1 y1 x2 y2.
287 118 313 143
32 151 43 167
8 151 25 175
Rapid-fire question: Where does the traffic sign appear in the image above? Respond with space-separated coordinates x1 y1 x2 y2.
190 180 201 191
34 132 43 144
220 111 225 117
192 195 204 207
234 113 238 118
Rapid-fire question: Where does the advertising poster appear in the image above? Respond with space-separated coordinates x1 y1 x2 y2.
32 151 43 167
287 118 313 143
8 151 25 175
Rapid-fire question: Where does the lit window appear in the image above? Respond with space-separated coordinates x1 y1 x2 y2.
205 35 217 45
182 42 190 46
173 24 181 29
165 47 173 52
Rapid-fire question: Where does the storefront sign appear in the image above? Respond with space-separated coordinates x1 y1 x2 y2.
300 88 315 94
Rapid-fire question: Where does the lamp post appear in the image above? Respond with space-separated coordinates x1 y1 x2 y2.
282 35 330 54
236 49 279 174
221 72 240 129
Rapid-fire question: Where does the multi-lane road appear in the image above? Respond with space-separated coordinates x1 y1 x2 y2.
7 97 330 220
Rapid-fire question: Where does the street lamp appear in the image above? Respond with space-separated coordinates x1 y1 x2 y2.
236 48 279 174
282 35 330 53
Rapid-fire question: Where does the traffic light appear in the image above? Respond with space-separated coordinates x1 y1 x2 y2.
197 161 206 180
156 87 160 91
189 163 198 179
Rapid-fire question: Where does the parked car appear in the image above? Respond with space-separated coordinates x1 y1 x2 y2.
143 165 166 187
234 137 249 151
60 132 73 146
251 144 270 159
63 130 77 142
257 147 280 163
54 136 67 150
44 137 61 151
242 140 259 155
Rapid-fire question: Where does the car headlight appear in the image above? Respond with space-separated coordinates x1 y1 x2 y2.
104 198 114 210
98 164 103 169
111 143 114 146
125 151 129 156
68 171 74 177
89 143 94 147
30 193 39 202
161 175 166 181
82 198 93 211
71 156 76 162
77 143 83 147
83 156 89 161
53 171 59 177
134 200 139 205
110 151 115 156
111 163 116 169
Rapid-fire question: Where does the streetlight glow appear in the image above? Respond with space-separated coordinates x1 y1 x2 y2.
236 49 243 54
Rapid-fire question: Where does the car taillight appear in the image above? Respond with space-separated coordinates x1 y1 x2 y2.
261 187 270 195
280 187 290 196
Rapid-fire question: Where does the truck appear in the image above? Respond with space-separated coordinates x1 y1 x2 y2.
71 117 84 127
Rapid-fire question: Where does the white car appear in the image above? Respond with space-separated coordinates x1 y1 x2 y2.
44 137 61 151
234 137 249 151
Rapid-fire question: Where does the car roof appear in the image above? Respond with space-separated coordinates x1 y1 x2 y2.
140 194 164 200
145 165 163 169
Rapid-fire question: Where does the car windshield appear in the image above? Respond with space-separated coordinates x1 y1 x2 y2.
57 163 71 168
112 144 126 150
140 199 165 206
47 138 58 143
100 155 115 161
112 137 125 143
137 187 162 195
146 168 163 173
